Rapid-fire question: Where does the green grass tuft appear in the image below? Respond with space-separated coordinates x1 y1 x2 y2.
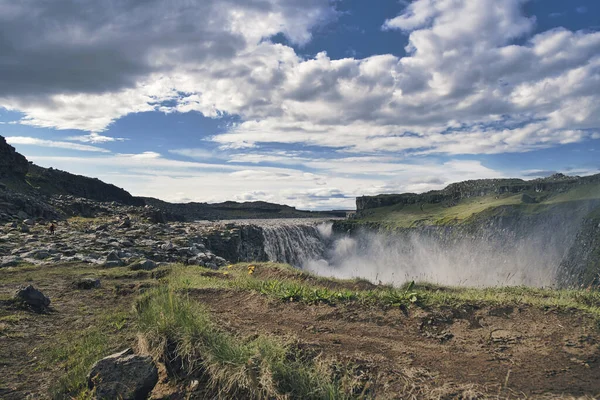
135 287 359 399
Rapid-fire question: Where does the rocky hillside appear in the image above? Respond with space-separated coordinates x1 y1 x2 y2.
0 135 342 222
141 197 346 221
0 136 28 179
339 173 600 288
356 173 600 211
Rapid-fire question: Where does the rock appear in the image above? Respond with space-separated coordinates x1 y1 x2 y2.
95 224 109 232
160 242 174 251
20 224 30 233
130 259 158 271
17 211 28 220
87 348 158 400
119 218 131 229
521 193 537 204
23 219 35 226
103 251 124 267
0 256 23 268
14 285 51 309
74 278 101 289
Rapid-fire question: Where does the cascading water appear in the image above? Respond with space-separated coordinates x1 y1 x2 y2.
260 222 332 266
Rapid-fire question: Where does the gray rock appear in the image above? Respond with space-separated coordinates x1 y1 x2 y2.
130 259 158 271
103 260 123 268
23 219 35 226
95 224 109 232
106 251 122 262
87 348 158 400
17 211 28 220
14 285 51 309
29 249 51 260
160 242 174 251
74 278 101 289
0 256 22 268
20 224 30 233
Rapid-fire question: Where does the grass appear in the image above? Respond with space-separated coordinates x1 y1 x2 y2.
135 287 361 399
165 263 600 324
352 184 600 229
45 310 136 399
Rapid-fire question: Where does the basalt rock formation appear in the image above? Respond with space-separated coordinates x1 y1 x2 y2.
0 136 28 178
356 174 600 211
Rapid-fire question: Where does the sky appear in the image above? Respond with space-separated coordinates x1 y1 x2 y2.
1 0 599 210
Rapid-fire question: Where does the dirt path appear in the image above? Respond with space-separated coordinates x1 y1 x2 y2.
191 288 600 398
0 264 143 399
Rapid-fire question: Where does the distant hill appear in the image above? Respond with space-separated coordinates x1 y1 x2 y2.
0 135 344 221
353 173 600 228
140 197 346 221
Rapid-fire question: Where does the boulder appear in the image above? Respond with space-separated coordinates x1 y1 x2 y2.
23 219 35 226
14 285 50 310
87 348 158 400
74 278 101 290
103 250 124 267
119 218 132 229
0 256 22 268
130 259 158 271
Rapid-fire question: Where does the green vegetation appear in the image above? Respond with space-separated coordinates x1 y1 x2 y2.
167 263 600 323
47 311 134 398
136 287 361 399
352 184 600 229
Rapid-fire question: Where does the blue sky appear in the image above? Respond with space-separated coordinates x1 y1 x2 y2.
1 0 599 209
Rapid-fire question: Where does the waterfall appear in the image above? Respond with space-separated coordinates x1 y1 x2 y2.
260 222 331 266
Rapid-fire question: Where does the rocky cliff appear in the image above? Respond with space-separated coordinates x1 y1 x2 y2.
557 210 600 287
0 136 28 178
356 174 600 211
26 164 144 206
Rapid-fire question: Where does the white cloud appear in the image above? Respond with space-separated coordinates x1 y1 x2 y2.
25 151 505 210
5 136 110 152
2 0 600 209
66 132 127 143
4 0 599 158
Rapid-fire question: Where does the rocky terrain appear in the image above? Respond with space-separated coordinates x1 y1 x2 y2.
356 173 600 211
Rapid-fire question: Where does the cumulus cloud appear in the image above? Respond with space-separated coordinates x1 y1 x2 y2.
2 0 600 209
25 151 505 209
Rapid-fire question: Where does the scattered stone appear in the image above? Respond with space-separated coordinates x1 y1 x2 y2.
20 224 30 233
74 277 101 290
17 211 28 220
87 348 158 400
130 259 158 271
103 250 124 267
0 256 22 268
14 285 51 310
23 219 35 226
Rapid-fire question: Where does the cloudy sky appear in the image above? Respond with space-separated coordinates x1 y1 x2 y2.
1 0 599 210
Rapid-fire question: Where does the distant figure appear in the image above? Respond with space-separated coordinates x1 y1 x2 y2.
49 223 56 235
420 203 425 212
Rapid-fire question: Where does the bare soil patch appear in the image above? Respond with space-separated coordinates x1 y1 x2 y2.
190 288 600 398
0 264 151 399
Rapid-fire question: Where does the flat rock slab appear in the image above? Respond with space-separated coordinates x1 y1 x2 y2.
88 348 158 400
